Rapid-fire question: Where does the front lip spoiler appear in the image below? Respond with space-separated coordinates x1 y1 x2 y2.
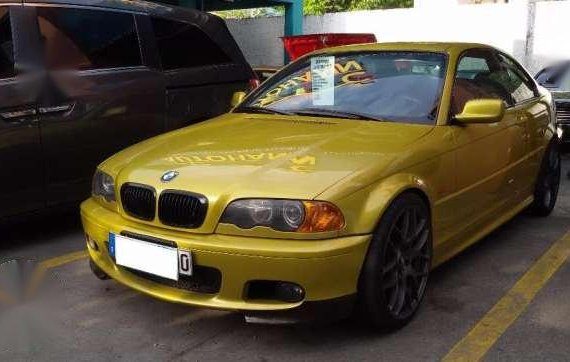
243 294 356 324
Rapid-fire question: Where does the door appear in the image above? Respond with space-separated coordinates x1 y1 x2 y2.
0 6 45 218
447 49 528 239
32 5 166 206
495 51 549 197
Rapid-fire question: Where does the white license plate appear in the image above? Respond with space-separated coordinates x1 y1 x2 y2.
109 233 192 281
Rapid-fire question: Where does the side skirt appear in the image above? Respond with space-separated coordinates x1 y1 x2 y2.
433 196 534 268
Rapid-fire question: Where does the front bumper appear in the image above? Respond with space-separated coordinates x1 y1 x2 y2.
80 198 371 311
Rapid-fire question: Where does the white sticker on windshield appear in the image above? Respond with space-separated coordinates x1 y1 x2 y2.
311 56 335 106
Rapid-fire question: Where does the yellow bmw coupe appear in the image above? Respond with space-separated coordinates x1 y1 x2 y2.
81 42 560 330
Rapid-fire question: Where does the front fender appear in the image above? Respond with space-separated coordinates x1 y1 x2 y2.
331 173 434 236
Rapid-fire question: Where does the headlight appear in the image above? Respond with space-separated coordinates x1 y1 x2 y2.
220 199 344 233
92 170 116 202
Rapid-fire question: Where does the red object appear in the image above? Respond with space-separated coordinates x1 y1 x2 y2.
249 78 261 90
281 33 377 61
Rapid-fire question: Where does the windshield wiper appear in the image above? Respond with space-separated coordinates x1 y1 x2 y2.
290 108 386 122
233 106 294 116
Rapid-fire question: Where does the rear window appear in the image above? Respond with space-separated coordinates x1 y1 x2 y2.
151 17 232 70
0 8 14 79
37 7 142 71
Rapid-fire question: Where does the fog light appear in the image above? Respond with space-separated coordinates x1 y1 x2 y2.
247 280 305 303
86 234 99 251
275 282 305 303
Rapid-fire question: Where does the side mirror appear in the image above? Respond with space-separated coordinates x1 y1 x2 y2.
231 91 246 108
454 99 505 124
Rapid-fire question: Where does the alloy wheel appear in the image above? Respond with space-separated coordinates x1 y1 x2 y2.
381 206 431 320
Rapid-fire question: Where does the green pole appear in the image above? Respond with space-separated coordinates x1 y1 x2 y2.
283 0 303 63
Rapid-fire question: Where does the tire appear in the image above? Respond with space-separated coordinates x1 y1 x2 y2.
356 193 433 331
528 141 561 217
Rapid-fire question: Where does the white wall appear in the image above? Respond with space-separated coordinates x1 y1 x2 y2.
532 0 570 72
226 17 285 66
226 0 570 74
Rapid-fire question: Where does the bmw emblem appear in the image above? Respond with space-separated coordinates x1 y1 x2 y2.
161 170 179 183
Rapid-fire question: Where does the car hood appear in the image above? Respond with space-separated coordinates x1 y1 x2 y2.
107 114 433 212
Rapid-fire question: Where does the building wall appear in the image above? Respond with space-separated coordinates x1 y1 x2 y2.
532 0 570 71
226 0 569 74
226 16 285 67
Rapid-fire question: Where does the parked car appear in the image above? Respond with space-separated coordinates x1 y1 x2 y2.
82 43 560 330
253 66 280 83
535 61 570 144
0 0 255 220
254 33 378 83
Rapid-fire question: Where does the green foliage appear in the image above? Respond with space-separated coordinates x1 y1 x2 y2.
214 0 413 19
213 7 283 19
305 0 413 15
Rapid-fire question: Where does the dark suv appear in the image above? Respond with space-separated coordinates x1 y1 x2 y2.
0 0 254 220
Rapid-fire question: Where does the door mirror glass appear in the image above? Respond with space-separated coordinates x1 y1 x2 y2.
455 99 505 124
231 91 246 107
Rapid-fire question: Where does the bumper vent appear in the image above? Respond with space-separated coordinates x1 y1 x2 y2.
158 190 208 228
120 184 156 221
124 266 221 294
556 101 570 125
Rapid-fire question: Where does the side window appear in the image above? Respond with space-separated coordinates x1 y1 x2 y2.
456 56 489 79
452 50 514 115
37 7 142 71
150 17 231 70
496 53 537 103
0 8 14 79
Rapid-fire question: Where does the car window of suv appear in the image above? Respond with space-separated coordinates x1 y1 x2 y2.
495 52 537 103
36 7 142 71
452 49 514 115
0 8 14 79
151 17 232 70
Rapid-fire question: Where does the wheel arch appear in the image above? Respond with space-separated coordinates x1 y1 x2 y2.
370 187 433 232
334 173 434 236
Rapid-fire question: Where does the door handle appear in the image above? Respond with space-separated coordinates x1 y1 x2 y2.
38 104 73 115
0 108 37 122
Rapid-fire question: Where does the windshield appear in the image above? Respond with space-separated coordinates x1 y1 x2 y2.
536 63 570 91
239 51 447 124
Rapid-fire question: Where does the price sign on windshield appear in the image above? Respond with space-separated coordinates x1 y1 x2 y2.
311 56 335 106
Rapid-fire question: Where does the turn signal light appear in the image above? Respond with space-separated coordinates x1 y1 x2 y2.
86 234 99 252
299 201 345 233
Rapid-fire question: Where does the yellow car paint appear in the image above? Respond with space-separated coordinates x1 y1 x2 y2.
81 42 556 311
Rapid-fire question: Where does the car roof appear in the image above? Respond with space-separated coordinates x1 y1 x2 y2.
23 0 220 24
309 42 499 55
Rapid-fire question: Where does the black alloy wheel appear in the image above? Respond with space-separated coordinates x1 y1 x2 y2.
357 193 432 330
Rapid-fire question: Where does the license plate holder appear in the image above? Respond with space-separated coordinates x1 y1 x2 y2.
109 233 192 280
